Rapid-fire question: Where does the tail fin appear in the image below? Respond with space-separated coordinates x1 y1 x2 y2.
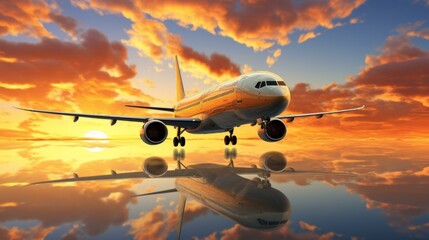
175 56 185 101
177 193 187 240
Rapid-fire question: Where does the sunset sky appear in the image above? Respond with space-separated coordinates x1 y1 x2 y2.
0 0 428 140
1 1 429 240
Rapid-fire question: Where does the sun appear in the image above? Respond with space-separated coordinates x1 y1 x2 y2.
83 131 109 152
83 130 108 140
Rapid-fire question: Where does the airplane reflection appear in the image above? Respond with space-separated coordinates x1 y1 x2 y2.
136 149 291 238
30 149 352 239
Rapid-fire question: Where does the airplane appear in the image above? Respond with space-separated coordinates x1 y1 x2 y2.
29 150 354 239
16 56 364 147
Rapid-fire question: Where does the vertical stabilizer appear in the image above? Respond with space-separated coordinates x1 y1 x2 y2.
175 56 186 101
176 193 187 240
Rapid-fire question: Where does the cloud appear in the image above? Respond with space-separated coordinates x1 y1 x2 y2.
70 0 364 81
0 26 157 136
217 223 341 240
286 24 429 138
349 18 363 24
123 0 364 51
49 12 80 37
0 183 135 236
266 49 282 68
71 0 241 81
242 64 253 74
127 199 209 240
299 221 319 231
298 32 321 44
61 224 83 240
0 225 55 240
0 0 79 38
407 28 429 40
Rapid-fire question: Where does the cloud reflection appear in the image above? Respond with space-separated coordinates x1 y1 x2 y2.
0 138 428 239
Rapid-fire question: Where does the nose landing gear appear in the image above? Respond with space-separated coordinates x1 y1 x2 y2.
224 128 237 145
173 127 187 147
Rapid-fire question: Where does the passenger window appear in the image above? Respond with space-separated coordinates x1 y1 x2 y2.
267 81 277 86
278 81 286 86
260 81 266 88
255 82 261 88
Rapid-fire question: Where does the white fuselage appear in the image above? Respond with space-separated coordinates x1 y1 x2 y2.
174 72 291 133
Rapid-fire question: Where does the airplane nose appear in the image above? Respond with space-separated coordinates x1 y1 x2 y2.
267 87 290 109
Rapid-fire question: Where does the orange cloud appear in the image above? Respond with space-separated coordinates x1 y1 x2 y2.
298 31 321 43
125 0 364 50
0 225 55 240
217 223 341 240
0 27 157 136
0 0 79 38
127 200 209 240
0 183 135 236
299 221 319 231
70 0 241 82
266 49 282 68
286 25 429 138
48 12 80 37
70 0 364 81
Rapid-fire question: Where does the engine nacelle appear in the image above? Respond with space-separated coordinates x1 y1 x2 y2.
257 118 287 142
259 151 287 173
143 157 168 177
140 120 168 145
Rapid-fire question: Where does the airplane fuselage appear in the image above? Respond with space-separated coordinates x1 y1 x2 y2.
174 72 291 133
175 164 290 229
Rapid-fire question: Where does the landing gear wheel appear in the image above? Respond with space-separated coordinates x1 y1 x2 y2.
173 137 179 147
231 135 237 145
224 135 230 145
180 136 186 147
174 127 187 147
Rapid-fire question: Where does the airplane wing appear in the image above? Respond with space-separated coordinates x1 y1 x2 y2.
277 105 364 122
15 107 200 129
29 167 354 185
29 169 201 185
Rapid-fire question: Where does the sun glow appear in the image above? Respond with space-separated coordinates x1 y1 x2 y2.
84 130 108 141
83 130 109 152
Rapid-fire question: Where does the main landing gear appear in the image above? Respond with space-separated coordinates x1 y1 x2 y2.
173 127 186 147
224 128 237 145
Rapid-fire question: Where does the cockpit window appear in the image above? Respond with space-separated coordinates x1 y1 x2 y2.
256 80 281 89
257 218 288 226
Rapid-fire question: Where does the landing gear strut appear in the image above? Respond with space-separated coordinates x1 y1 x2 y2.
224 128 237 145
173 127 186 147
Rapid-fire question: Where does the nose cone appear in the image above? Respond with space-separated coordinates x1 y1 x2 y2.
268 86 290 108
261 86 290 117
237 187 291 230
255 73 291 116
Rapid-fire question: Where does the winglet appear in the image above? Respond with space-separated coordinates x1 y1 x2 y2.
175 56 185 101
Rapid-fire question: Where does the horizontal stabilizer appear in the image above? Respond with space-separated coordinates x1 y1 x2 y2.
125 105 175 112
133 188 178 197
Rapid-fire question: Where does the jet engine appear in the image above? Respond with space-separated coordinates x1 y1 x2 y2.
143 157 168 177
140 120 168 145
257 118 287 142
259 151 287 173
